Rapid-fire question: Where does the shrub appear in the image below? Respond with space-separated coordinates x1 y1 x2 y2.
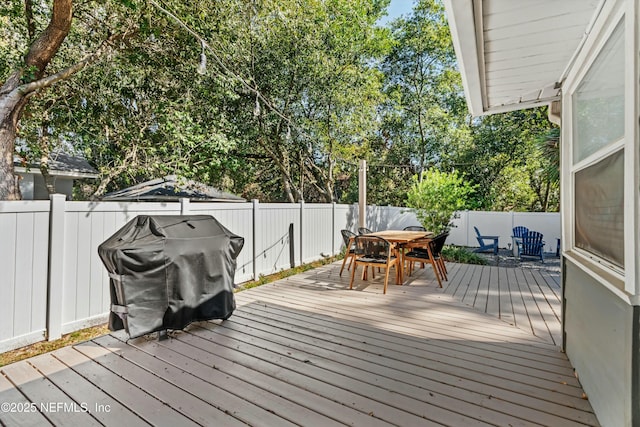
406 169 476 233
441 245 487 265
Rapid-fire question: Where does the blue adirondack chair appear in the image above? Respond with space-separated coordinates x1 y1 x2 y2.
512 226 529 238
511 226 529 256
473 226 499 255
518 230 545 262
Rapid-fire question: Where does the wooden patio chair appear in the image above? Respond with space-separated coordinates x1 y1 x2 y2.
402 237 429 273
358 227 373 235
349 236 398 294
339 229 358 276
518 230 545 262
429 232 449 281
473 226 499 255
403 235 446 288
403 225 426 231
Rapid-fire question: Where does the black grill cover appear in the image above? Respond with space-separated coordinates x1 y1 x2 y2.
98 215 244 338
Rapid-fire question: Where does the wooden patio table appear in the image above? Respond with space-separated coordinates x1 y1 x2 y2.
367 230 435 285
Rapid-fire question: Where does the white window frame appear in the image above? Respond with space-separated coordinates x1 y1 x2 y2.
561 0 638 295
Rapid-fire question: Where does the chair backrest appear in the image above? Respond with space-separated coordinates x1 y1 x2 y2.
521 231 544 254
404 225 426 231
513 226 529 238
429 232 449 256
358 227 373 235
341 229 357 247
354 235 391 259
473 226 481 237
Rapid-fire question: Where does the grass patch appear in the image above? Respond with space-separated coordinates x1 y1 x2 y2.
0 324 109 367
235 255 339 292
442 245 487 265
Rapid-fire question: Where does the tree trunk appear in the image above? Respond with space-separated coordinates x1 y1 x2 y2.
0 82 28 200
35 108 57 195
0 0 72 200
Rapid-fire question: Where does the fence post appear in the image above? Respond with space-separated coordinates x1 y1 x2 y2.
47 194 66 341
465 210 470 247
358 159 367 229
299 200 305 266
180 198 191 215
289 223 295 268
252 199 260 281
332 202 337 255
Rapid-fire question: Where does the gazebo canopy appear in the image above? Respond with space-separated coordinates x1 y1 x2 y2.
102 175 245 202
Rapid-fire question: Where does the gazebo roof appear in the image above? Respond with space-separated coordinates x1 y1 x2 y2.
102 175 245 202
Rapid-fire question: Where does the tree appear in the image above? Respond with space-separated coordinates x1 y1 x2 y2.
453 108 558 211
223 0 391 202
533 127 560 211
57 11 238 197
1 0 73 199
0 0 138 199
0 0 560 208
406 168 476 233
380 0 469 178
2 1 246 199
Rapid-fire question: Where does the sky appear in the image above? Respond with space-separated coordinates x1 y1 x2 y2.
378 0 415 26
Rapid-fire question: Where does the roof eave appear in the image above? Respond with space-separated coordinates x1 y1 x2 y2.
15 166 98 179
102 196 246 203
443 0 486 116
477 96 560 116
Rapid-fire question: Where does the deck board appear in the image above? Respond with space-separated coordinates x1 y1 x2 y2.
498 266 514 325
129 331 384 427
1 359 101 427
507 267 531 332
74 339 246 427
235 283 582 392
96 334 332 427
228 305 595 425
0 367 51 427
0 261 598 426
518 269 550 340
52 345 200 427
432 262 561 352
236 302 577 380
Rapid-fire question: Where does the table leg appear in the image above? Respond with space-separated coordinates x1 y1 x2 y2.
395 245 404 285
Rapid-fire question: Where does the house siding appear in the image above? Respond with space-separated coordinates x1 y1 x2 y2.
633 306 640 426
564 259 633 426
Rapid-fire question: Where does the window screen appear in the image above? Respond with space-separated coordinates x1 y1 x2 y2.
574 149 624 268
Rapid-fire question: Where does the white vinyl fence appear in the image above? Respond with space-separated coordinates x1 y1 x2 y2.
0 196 559 352
447 210 562 254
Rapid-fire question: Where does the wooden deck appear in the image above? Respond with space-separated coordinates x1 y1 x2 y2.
0 262 599 426
434 262 562 347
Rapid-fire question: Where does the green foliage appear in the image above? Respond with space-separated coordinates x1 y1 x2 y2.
222 0 391 202
20 65 37 83
115 0 137 10
488 166 537 211
1 0 561 208
406 168 476 233
379 0 469 178
454 108 559 211
441 245 487 265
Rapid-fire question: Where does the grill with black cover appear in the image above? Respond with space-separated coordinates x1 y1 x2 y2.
98 215 244 338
